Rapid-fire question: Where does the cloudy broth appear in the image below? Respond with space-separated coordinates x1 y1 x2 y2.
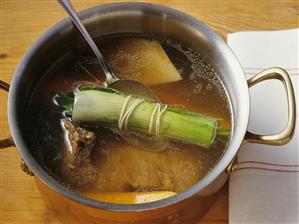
26 34 232 202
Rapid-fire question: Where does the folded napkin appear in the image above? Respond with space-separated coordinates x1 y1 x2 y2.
228 29 299 224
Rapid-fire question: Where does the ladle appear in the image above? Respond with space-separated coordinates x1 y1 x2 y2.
58 0 160 102
58 0 167 150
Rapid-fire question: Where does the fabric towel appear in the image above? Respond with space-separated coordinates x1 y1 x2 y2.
228 29 299 224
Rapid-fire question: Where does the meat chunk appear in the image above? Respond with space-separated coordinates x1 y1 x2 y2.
61 119 97 189
92 140 204 193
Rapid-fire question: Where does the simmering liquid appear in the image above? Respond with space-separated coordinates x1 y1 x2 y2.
26 34 232 200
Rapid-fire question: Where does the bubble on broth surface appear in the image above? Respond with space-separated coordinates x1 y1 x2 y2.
163 38 227 99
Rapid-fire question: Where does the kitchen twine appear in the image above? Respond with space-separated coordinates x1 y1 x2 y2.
118 95 168 136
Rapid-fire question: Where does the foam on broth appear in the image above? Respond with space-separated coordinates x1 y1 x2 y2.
26 34 232 200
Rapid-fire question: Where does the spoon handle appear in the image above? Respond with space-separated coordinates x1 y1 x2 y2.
57 0 118 84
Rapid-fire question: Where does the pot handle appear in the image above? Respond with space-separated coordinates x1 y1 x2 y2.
245 67 296 145
0 80 15 149
0 80 33 175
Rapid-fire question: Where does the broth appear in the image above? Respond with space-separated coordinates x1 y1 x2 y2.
26 34 232 202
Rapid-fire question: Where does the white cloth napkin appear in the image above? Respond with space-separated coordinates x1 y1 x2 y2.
228 29 299 224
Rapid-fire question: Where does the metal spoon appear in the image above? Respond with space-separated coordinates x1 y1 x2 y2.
57 0 159 102
58 0 167 150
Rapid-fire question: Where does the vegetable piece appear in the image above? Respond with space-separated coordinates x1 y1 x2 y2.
57 86 221 148
106 39 182 86
84 191 176 204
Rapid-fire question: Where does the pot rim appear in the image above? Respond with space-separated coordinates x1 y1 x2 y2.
8 2 249 212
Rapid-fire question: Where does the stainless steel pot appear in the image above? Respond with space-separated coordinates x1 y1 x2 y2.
0 2 296 223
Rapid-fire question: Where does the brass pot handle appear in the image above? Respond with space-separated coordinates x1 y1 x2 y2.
245 67 296 145
227 68 296 174
0 80 15 149
0 80 33 175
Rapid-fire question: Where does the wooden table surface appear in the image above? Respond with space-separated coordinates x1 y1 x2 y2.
0 1 298 223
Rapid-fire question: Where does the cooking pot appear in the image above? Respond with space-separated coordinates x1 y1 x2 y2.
0 2 296 223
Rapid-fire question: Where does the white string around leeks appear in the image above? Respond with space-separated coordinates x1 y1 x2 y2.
118 96 143 131
118 95 168 137
118 95 131 130
155 104 168 136
123 98 143 130
148 103 159 135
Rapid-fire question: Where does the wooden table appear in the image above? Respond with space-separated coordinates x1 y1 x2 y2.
0 1 297 223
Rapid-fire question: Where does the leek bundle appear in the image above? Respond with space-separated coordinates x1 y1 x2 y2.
57 86 228 149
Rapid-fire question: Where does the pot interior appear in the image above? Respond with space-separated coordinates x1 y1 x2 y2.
9 2 249 210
